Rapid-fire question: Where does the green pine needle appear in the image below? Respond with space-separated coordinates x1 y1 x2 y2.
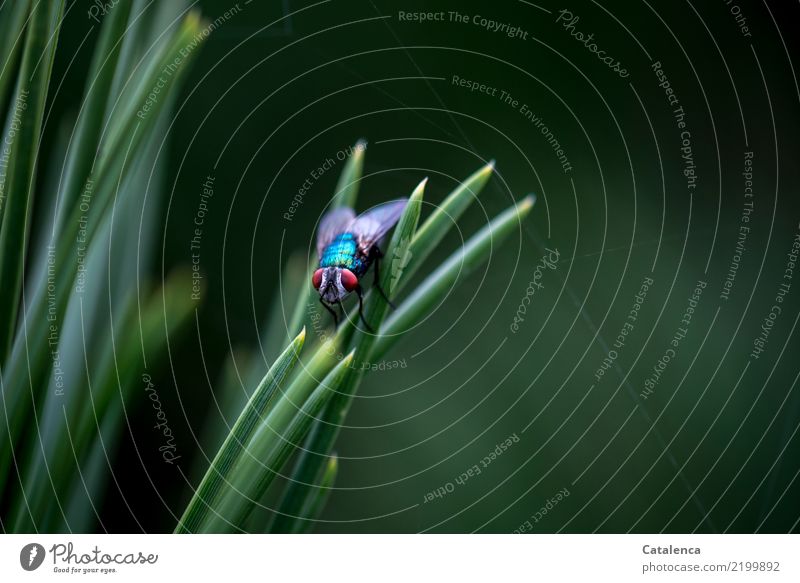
175 328 307 534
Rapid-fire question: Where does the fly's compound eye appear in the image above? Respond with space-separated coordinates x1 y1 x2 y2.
340 269 358 292
312 268 323 289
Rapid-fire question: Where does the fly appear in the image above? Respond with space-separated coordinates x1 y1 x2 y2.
313 199 408 331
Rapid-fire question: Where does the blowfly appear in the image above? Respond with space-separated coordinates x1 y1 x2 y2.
313 199 408 330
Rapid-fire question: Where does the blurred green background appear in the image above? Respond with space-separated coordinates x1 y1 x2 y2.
37 0 800 532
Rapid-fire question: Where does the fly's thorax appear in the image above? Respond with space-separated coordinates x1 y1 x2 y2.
319 232 369 276
320 233 357 266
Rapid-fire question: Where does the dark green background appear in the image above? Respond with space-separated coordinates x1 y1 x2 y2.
51 0 800 532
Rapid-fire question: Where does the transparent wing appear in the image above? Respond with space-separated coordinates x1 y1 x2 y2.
316 207 355 257
349 199 408 252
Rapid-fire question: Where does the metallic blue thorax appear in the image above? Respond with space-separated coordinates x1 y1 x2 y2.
320 233 368 276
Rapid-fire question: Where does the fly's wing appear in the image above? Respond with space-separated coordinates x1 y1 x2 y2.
348 199 408 254
316 207 356 258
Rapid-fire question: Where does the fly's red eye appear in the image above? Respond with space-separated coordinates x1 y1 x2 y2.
340 269 358 292
312 269 323 289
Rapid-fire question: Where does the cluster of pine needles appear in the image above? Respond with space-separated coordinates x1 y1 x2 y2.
0 1 532 533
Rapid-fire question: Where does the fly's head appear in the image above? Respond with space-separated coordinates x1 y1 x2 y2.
313 266 358 303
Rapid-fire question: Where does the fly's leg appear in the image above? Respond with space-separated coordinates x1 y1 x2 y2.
355 285 374 332
371 246 396 309
320 297 339 328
